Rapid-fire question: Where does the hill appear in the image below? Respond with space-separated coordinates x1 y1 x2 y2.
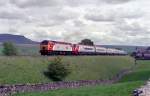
0 34 38 44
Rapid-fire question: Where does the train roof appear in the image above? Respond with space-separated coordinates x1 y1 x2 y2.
76 44 94 46
51 41 72 45
41 40 72 45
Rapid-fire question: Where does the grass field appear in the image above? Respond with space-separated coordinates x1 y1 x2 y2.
14 59 150 96
63 56 134 81
0 56 50 84
0 56 133 84
120 60 150 82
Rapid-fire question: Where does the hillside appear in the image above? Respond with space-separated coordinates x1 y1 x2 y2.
0 34 38 44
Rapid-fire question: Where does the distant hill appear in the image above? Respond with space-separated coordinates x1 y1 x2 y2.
0 34 38 44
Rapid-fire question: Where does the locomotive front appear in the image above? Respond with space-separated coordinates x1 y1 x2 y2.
40 40 54 55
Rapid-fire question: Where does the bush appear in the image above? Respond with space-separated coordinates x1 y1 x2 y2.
79 39 94 45
46 57 71 81
2 42 18 56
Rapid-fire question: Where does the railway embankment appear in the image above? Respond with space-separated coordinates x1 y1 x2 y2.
0 68 134 96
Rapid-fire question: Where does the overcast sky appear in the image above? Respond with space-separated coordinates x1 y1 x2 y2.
0 0 149 45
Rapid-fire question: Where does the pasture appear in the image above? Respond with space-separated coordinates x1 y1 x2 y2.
0 56 133 84
120 60 150 82
14 60 150 96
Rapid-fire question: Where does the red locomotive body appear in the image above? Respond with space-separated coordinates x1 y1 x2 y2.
40 40 73 55
40 40 54 55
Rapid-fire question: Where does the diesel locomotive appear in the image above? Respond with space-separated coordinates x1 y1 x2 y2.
40 40 127 56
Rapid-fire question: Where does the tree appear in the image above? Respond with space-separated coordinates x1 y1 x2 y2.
46 57 71 81
2 42 18 56
79 39 94 46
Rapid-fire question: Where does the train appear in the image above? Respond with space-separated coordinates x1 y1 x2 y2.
40 40 127 56
132 47 150 60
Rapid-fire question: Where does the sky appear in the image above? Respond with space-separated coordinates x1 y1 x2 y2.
0 0 150 45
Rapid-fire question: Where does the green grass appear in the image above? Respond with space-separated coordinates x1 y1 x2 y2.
120 60 150 82
0 56 50 84
1 56 146 96
14 59 150 96
14 81 143 96
63 56 134 80
0 56 133 84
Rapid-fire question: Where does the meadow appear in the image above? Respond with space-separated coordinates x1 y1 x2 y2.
0 56 133 84
14 59 150 96
120 60 150 82
0 44 147 96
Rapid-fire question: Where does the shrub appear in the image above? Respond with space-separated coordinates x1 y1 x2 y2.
46 57 71 81
2 42 18 56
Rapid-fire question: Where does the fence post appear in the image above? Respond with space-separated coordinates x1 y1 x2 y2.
134 58 137 66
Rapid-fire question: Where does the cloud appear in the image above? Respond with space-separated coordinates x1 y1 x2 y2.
10 0 63 8
0 0 9 6
85 12 115 22
0 5 28 21
30 29 63 41
38 20 62 27
114 20 149 36
73 20 85 27
8 28 18 33
0 0 149 46
10 0 135 8
104 0 135 4
0 11 26 20
104 18 150 45
84 7 142 22
35 7 79 28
